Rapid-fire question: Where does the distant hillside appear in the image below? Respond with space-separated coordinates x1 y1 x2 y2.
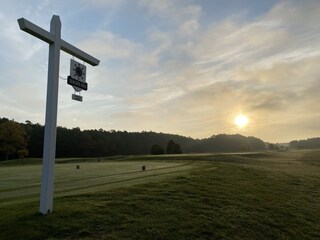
189 134 266 153
289 138 320 149
0 117 266 160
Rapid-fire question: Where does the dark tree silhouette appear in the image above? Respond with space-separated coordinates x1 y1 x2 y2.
289 138 320 149
166 140 183 154
0 121 28 160
150 144 165 155
0 117 268 160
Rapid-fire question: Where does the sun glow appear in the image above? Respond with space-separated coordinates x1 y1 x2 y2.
234 115 249 128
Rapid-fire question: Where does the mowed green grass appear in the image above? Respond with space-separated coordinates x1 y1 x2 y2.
1 151 320 239
0 159 194 206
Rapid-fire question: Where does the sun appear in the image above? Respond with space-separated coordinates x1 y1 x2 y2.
234 115 249 128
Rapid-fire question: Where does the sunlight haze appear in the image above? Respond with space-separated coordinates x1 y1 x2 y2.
234 115 249 129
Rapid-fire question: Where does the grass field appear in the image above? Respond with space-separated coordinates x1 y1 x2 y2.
0 150 319 239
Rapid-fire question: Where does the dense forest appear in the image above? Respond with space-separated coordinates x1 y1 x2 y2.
289 138 320 149
0 117 266 160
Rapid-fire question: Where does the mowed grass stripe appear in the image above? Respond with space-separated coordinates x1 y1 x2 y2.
0 166 194 205
53 166 197 196
55 161 194 184
0 161 193 192
0 161 195 205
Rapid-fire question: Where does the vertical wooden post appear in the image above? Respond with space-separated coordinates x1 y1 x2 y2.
39 16 61 214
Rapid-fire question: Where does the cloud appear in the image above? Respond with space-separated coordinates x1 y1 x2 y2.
122 0 320 141
138 0 202 36
82 0 126 7
2 0 320 143
137 0 175 14
78 31 140 60
268 0 320 28
126 0 320 141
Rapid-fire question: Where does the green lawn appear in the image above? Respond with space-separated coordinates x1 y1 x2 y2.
1 151 319 239
0 159 194 206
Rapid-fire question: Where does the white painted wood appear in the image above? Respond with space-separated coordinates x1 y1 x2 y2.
61 39 99 66
18 18 54 44
18 18 100 66
18 15 99 214
39 15 61 214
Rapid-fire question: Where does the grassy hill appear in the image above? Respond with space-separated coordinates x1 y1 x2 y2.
1 151 319 239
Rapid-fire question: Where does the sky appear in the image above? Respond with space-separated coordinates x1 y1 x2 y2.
1 0 320 143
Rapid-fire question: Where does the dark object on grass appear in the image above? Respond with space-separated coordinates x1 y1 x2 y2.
76 165 80 169
142 166 146 171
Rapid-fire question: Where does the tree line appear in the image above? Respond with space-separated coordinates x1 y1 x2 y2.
289 138 320 149
0 117 266 160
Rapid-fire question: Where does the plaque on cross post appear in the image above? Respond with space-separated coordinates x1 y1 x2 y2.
68 59 87 91
67 59 88 101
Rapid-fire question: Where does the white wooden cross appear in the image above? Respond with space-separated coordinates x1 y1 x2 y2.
18 15 100 214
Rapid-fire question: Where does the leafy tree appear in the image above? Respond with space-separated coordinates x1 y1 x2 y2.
268 143 279 150
289 138 320 149
166 140 175 154
27 123 44 157
0 117 9 125
174 143 183 154
268 143 275 150
150 144 165 155
166 140 183 154
0 121 28 160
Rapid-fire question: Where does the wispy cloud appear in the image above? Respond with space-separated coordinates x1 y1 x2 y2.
1 0 320 142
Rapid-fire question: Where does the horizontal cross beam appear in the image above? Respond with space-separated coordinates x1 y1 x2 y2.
18 18 100 66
